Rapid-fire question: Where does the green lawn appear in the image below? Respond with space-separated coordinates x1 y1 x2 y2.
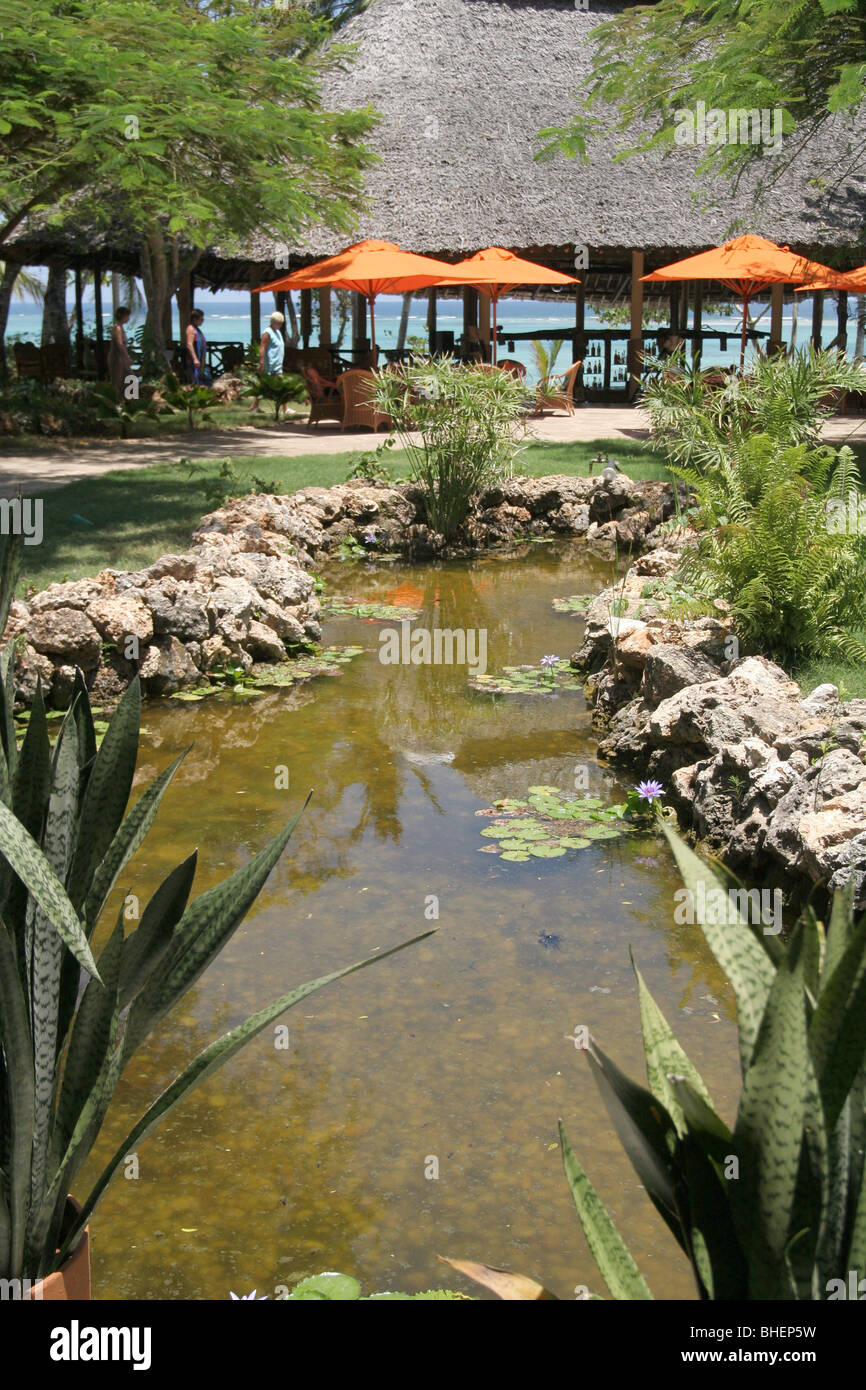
20 437 670 594
794 640 866 702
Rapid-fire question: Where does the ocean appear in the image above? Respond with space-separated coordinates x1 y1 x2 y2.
6 289 860 383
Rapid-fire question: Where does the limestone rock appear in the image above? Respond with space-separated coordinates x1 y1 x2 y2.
643 644 722 702
87 593 154 648
29 609 101 668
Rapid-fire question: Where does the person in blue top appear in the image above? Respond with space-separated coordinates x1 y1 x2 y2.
185 309 208 383
248 310 287 415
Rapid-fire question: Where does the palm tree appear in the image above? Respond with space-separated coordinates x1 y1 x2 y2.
0 261 45 381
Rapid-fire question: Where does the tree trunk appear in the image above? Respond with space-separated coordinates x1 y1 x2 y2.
283 292 300 346
396 292 412 353
41 265 70 361
139 224 201 372
0 261 21 383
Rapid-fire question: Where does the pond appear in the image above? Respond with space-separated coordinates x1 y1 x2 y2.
83 540 740 1301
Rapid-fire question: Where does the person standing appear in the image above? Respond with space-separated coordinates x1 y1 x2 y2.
107 305 132 397
185 308 207 383
248 310 287 415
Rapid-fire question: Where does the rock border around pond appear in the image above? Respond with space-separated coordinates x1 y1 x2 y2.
570 548 866 908
9 471 679 711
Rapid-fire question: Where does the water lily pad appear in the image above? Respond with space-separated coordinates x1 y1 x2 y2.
559 836 592 849
468 659 582 696
528 843 567 858
500 850 531 862
528 784 560 795
476 781 642 864
325 598 420 621
552 594 593 614
582 825 621 840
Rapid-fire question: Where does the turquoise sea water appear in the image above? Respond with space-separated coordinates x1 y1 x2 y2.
7 290 858 382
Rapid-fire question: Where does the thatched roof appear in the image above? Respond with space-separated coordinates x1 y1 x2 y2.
244 0 866 272
9 0 866 291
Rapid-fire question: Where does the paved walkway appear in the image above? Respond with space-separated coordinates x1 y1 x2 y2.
2 405 866 497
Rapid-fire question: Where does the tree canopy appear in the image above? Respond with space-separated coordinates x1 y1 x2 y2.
539 0 866 189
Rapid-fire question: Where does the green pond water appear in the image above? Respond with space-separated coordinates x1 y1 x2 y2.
84 541 740 1301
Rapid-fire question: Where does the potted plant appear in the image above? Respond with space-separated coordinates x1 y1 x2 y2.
0 536 424 1299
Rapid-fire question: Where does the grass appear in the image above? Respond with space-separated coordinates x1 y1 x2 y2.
794 637 866 702
19 437 671 594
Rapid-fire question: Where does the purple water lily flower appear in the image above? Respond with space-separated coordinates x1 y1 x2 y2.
230 1290 268 1300
539 654 559 669
636 779 664 803
363 531 377 545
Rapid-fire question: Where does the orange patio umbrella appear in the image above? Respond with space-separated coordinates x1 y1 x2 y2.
255 239 478 360
452 247 580 363
793 264 866 292
641 234 838 369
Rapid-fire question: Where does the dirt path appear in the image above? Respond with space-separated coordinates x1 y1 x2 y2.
2 406 865 497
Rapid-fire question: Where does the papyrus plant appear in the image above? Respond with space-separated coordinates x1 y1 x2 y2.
0 537 424 1284
450 826 866 1300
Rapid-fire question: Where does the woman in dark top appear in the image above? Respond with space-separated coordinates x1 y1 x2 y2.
185 309 207 383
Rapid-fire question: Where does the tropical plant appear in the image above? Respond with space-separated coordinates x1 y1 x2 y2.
159 372 219 430
87 381 168 439
672 433 866 665
529 338 564 382
241 371 306 423
373 358 527 541
453 825 866 1300
0 536 424 1287
643 347 866 473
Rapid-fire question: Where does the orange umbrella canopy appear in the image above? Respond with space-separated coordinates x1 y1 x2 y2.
642 234 839 367
794 264 866 293
255 240 477 355
451 247 580 361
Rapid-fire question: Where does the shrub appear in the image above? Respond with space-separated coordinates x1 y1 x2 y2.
673 434 866 665
374 358 527 541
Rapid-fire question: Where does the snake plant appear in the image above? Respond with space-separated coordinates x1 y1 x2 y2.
452 825 866 1300
0 536 425 1285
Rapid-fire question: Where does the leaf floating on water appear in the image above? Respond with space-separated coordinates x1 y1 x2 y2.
551 594 594 614
468 660 582 696
474 783 650 865
325 598 421 622
500 850 531 862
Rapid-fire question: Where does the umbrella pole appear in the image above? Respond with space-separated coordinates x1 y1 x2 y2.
740 296 749 372
492 296 498 364
369 296 376 367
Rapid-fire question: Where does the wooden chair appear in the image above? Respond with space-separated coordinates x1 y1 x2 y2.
301 364 343 429
13 342 43 381
534 361 583 415
337 369 391 432
41 343 70 379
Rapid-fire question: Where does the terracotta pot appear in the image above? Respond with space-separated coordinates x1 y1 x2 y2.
29 1197 91 1301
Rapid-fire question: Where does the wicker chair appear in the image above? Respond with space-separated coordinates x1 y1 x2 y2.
337 369 391 432
13 343 44 381
301 364 343 429
534 361 583 415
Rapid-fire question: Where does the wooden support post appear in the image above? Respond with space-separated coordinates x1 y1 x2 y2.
177 273 193 343
575 281 586 361
692 282 703 365
769 283 783 352
318 289 331 348
300 289 312 349
250 269 261 345
837 291 849 355
93 259 105 380
478 291 491 356
812 290 824 350
352 291 366 356
427 287 437 351
462 286 478 338
669 287 679 333
627 250 645 400
74 267 85 371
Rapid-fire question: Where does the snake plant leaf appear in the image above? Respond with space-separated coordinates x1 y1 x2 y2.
0 1182 10 1276
0 534 21 654
66 678 142 915
54 914 125 1155
0 800 97 980
670 1078 732 1154
0 646 17 794
69 671 97 789
845 1118 866 1281
822 878 855 994
662 824 774 1073
59 931 433 1267
631 954 715 1136
437 1255 558 1300
7 684 52 954
731 922 810 1297
586 1038 684 1249
118 852 198 1011
82 749 189 931
678 1130 749 1300
809 905 866 1131
0 919 34 1281
121 797 311 1064
558 1120 653 1300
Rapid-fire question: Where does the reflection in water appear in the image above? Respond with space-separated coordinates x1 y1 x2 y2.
84 543 739 1301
